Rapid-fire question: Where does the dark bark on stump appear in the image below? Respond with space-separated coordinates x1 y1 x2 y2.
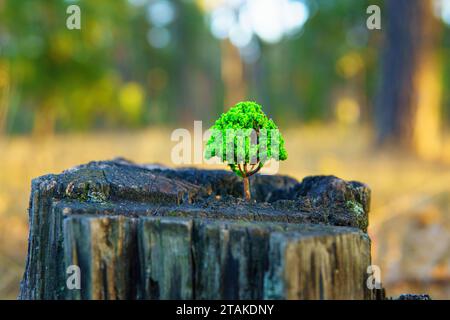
19 159 381 300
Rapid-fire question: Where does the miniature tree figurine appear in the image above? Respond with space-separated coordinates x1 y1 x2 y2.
205 101 288 200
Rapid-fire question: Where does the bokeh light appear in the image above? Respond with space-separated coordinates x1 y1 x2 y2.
147 27 171 48
435 0 450 24
335 97 360 125
146 0 176 27
207 0 309 49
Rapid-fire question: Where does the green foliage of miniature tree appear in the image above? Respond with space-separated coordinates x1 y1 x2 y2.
205 101 288 200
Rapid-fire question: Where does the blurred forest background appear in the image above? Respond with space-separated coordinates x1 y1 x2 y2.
1 0 450 299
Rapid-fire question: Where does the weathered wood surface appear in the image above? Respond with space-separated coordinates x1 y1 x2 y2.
19 159 381 300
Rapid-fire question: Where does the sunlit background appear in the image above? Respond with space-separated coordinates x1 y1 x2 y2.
0 0 450 299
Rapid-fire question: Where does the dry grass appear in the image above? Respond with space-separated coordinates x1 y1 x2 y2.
1 124 449 299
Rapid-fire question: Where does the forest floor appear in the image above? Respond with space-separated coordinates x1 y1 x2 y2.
1 124 449 299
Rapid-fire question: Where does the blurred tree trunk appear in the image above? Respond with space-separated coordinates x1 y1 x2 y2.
33 98 56 137
375 0 442 159
173 1 216 124
0 61 10 135
221 40 246 109
0 82 9 136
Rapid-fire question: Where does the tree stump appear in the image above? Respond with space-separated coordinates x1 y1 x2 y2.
19 159 382 300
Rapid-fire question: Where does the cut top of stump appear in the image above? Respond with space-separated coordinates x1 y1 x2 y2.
31 159 371 232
